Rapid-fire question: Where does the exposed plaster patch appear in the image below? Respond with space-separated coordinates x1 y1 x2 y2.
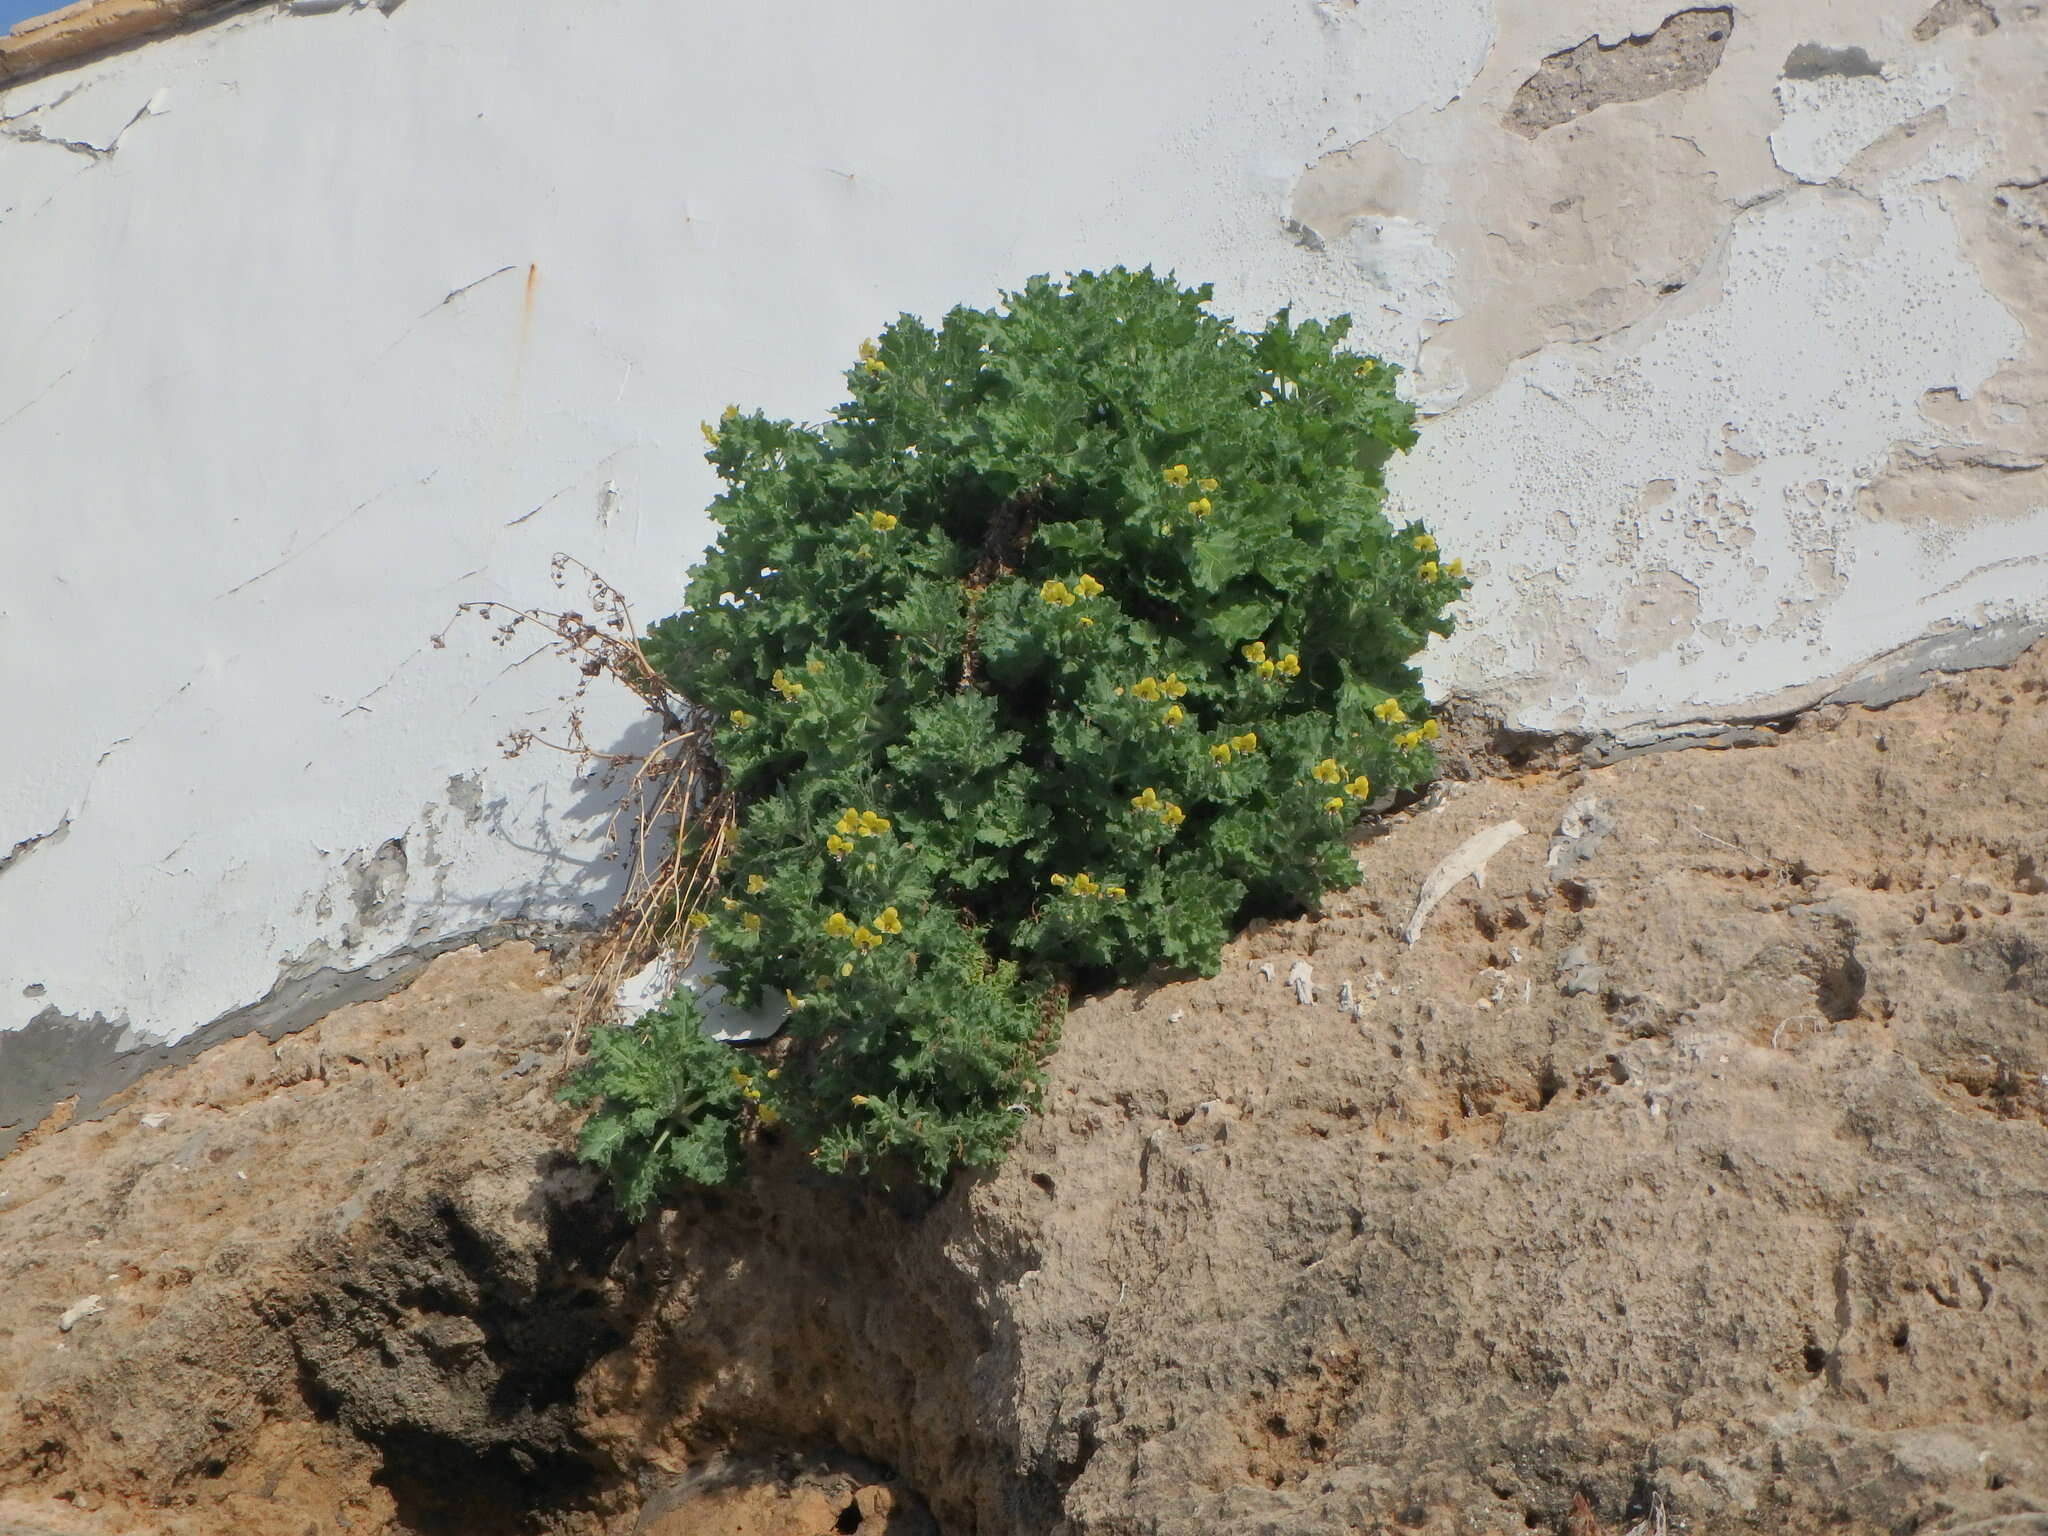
1912 0 2001 40
1993 177 2048 239
1782 43 1885 79
1771 63 1954 184
343 836 408 941
1503 8 1734 139
446 772 485 826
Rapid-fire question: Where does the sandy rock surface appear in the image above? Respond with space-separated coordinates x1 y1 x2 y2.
2 648 2046 1535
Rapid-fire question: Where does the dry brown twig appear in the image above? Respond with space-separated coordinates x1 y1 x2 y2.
437 555 733 1063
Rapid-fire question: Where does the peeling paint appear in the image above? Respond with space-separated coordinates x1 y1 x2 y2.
1771 62 1953 183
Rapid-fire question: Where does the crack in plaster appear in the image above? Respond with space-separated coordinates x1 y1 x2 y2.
0 86 165 159
0 817 70 879
214 489 385 599
0 365 72 430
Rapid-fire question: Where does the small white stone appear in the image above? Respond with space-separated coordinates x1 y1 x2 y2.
1286 960 1315 1006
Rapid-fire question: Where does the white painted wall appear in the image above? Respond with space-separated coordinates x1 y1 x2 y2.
2 0 2042 1065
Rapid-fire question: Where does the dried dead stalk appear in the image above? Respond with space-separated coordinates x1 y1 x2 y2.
438 554 733 1060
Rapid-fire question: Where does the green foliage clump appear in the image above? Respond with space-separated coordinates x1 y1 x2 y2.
562 268 1468 1205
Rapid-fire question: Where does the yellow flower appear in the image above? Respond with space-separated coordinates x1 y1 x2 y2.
730 1067 752 1087
1256 659 1277 680
1049 873 1068 886
742 912 761 932
1040 579 1076 607
1105 885 1127 900
1160 704 1185 728
1161 803 1185 828
1210 743 1234 766
826 833 853 858
721 896 741 911
765 1068 779 1079
863 355 888 377
700 422 720 447
1161 674 1188 699
1197 477 1219 493
1311 758 1342 784
857 810 891 837
874 906 903 935
785 990 803 1011
856 544 873 559
858 338 879 362
1186 497 1212 516
1446 558 1465 578
687 911 710 930
1078 616 1094 626
807 658 826 676
1394 728 1423 750
721 404 739 423
851 1092 869 1105
852 926 882 951
1421 718 1440 740
1073 573 1104 599
1373 698 1408 724
836 808 861 836
1324 796 1347 814
840 961 854 977
1162 463 1191 487
1412 534 1438 555
1132 676 1162 702
756 1104 781 1125
729 709 754 729
771 668 804 701
1072 873 1100 896
1131 787 1163 813
1355 359 1377 376
1241 641 1267 664
823 912 854 938
1277 652 1301 678
1231 732 1259 754
1346 774 1372 799
1419 561 1440 582
746 874 767 895
869 510 898 532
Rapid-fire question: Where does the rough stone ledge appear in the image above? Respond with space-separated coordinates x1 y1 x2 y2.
0 917 586 1155
0 0 254 86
